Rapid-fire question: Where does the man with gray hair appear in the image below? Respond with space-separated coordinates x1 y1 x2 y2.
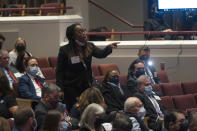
0 49 18 88
124 97 149 131
133 75 165 131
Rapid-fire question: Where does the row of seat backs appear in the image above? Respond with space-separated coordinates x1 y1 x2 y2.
1 3 64 17
160 81 197 96
161 94 197 113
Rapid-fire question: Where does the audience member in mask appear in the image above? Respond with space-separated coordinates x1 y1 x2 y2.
39 110 68 131
12 106 37 131
124 97 149 131
133 75 166 131
9 37 31 66
163 110 188 131
144 3 173 40
35 82 78 130
56 23 119 111
100 69 127 113
0 33 6 50
18 57 44 101
127 59 145 96
79 103 106 131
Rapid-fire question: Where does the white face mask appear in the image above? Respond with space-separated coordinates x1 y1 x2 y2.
75 40 85 46
137 106 146 119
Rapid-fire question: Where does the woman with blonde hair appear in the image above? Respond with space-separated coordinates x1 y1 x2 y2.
0 117 11 131
79 103 105 131
70 87 106 120
9 37 31 66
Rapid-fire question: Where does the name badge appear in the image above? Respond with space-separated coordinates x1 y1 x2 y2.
154 95 161 100
71 56 80 64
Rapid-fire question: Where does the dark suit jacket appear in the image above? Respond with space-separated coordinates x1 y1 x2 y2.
133 92 166 131
0 65 19 81
18 74 44 101
56 41 112 110
100 82 126 113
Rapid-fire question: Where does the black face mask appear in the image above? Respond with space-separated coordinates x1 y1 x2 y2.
179 120 189 131
16 45 25 52
94 117 104 129
0 42 3 49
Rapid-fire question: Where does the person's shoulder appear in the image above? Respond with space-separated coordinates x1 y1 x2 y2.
35 101 48 113
8 50 15 55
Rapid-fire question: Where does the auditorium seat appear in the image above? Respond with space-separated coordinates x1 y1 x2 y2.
98 63 120 76
92 64 100 76
6 4 26 16
39 3 64 16
186 108 197 114
181 80 197 94
37 57 50 68
160 82 183 96
160 96 175 110
172 94 197 111
152 84 162 92
48 56 58 68
157 71 169 83
95 75 104 83
40 67 56 81
119 74 127 87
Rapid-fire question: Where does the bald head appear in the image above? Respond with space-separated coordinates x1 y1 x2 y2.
124 97 142 114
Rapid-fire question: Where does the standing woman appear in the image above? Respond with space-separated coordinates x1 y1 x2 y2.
56 23 118 111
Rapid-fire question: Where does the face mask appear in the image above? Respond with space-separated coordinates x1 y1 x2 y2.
75 40 85 46
109 76 119 86
0 42 3 49
137 106 146 119
60 121 67 131
179 120 189 131
94 117 104 129
16 45 25 52
144 85 153 95
29 66 38 76
139 55 149 62
135 69 145 78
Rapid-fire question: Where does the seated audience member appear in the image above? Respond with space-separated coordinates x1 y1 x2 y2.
15 51 44 79
18 57 44 100
39 110 68 131
133 75 165 131
137 45 160 85
0 33 6 50
9 37 31 66
0 50 19 88
127 58 162 97
12 106 37 131
0 71 18 119
79 103 106 131
100 69 126 113
70 87 106 120
35 82 76 130
124 97 149 131
127 59 145 95
0 117 11 131
163 110 188 131
112 114 133 131
188 111 197 131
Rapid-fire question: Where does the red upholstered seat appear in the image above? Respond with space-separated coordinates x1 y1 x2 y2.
37 57 50 68
160 96 175 110
152 84 162 92
181 80 197 94
95 75 104 83
172 94 197 111
160 82 183 96
186 108 197 114
40 67 56 81
40 3 64 16
48 56 58 68
119 74 127 87
157 71 169 83
98 63 120 76
91 64 100 76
